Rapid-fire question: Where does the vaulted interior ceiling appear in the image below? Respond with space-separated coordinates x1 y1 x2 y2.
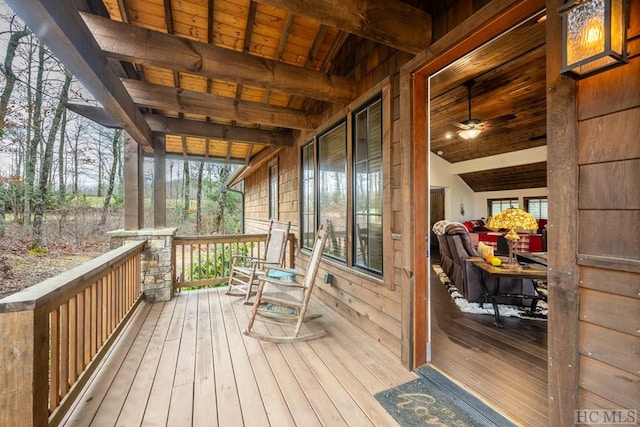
429 12 547 191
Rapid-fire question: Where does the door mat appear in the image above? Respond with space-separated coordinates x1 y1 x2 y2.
374 366 516 427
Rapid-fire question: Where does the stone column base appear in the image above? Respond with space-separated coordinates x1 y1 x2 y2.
107 228 178 302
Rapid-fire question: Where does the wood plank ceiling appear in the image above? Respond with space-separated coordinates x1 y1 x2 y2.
429 12 548 191
74 0 432 165
12 0 547 191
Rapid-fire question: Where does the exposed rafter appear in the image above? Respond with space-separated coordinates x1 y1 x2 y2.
5 0 154 150
122 79 320 131
252 0 432 54
143 114 294 147
81 13 356 105
65 104 294 147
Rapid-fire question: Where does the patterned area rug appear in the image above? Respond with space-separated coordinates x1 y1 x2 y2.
432 264 548 321
374 366 516 427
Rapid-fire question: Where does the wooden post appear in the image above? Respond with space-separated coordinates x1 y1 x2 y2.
0 309 49 426
154 135 167 228
124 133 144 229
546 0 580 424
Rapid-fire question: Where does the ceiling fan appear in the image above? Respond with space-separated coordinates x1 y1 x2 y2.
451 80 516 140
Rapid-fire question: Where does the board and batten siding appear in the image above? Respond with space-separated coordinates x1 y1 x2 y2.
242 36 410 357
574 8 640 413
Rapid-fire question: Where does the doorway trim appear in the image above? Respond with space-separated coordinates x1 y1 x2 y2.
398 0 545 369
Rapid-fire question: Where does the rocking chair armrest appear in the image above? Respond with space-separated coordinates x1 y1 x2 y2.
250 259 280 267
231 254 261 265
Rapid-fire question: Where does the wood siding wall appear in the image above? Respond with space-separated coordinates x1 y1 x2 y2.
241 0 532 361
243 35 411 357
574 3 640 413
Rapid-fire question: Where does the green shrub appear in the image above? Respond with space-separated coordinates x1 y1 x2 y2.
184 242 254 282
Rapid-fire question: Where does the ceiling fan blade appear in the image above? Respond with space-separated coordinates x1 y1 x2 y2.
451 121 470 129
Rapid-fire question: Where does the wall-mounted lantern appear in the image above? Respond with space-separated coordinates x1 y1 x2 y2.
558 0 628 79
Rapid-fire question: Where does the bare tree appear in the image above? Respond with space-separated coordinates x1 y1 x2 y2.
182 158 190 221
212 165 230 234
31 69 72 249
99 129 122 225
23 40 44 233
195 160 204 233
0 19 29 132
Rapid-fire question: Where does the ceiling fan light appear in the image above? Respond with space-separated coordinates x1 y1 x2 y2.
458 128 482 139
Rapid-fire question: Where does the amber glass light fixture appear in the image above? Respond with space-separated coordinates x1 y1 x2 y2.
489 208 538 267
558 0 628 79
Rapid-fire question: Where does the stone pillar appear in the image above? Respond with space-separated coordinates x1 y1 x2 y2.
107 228 177 302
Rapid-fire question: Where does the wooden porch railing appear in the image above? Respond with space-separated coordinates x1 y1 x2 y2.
173 233 295 290
0 240 146 426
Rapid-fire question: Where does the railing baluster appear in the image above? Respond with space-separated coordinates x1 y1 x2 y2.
68 296 77 384
84 287 91 367
170 233 282 290
76 291 84 377
60 302 69 396
49 308 60 411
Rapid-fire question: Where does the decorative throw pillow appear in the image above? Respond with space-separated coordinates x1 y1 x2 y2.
468 219 485 231
477 241 494 259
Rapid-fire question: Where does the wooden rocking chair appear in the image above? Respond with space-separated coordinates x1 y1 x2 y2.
226 220 291 304
242 225 329 343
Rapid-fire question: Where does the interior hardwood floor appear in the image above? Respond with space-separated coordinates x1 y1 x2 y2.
62 287 416 426
429 251 548 427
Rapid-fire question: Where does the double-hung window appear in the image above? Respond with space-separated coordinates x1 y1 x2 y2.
300 95 383 276
353 99 383 273
268 160 278 219
318 122 347 261
525 197 548 219
488 198 519 216
301 142 315 250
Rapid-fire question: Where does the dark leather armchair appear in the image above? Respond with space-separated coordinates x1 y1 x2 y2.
445 222 536 305
432 220 454 280
445 223 481 300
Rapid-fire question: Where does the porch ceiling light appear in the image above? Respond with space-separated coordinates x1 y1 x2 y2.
558 0 628 79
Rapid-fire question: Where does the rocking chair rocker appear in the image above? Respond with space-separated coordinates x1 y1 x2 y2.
243 225 329 343
226 220 291 304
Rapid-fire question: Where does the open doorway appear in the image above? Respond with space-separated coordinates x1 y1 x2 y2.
426 11 548 427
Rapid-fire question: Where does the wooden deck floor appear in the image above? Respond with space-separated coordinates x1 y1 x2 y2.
62 287 416 426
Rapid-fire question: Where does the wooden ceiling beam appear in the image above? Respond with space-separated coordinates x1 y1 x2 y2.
252 0 431 54
144 114 293 147
5 0 154 150
66 103 294 146
122 79 320 130
81 13 356 105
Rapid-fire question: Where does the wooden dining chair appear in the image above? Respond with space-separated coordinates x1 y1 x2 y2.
226 220 291 304
243 225 329 343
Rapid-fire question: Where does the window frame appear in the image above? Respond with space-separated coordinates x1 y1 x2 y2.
298 80 390 285
317 120 348 263
352 97 383 276
487 198 519 217
300 140 316 251
524 196 548 219
268 159 278 220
